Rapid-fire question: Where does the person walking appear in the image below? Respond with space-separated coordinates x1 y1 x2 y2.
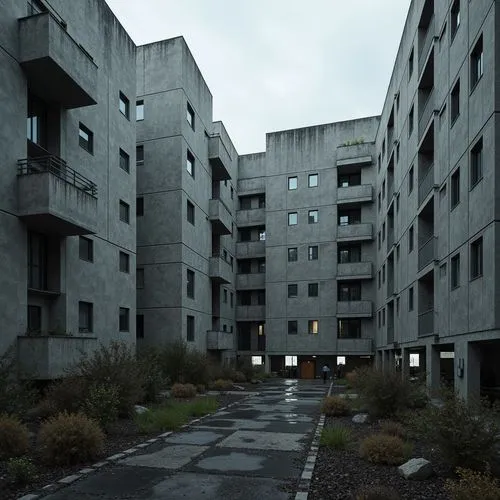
322 364 330 384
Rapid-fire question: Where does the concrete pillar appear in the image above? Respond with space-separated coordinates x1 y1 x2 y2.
264 354 271 374
375 350 383 370
401 347 411 379
383 350 391 372
455 341 481 401
426 344 440 395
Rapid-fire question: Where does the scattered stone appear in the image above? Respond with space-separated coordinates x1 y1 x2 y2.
352 413 370 424
58 474 81 484
134 404 149 414
398 458 433 480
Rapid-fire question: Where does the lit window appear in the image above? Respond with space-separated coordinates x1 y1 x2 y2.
288 212 298 226
308 320 319 335
308 210 318 224
288 177 298 190
187 150 195 177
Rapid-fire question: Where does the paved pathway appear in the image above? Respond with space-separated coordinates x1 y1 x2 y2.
43 379 328 500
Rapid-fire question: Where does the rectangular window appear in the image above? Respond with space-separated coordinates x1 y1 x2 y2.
451 79 460 124
377 154 381 172
119 200 130 223
470 138 483 187
187 200 195 225
119 251 130 273
408 165 414 194
240 197 252 210
259 229 266 241
451 168 460 208
187 269 195 298
288 320 298 335
28 232 47 290
137 268 144 289
258 195 266 208
288 176 298 190
79 236 93 262
451 254 460 288
223 289 228 303
119 148 130 173
308 320 319 335
119 307 130 332
136 145 144 165
471 237 483 279
382 179 386 200
186 150 195 177
339 208 361 226
257 290 266 305
137 197 144 216
187 315 195 341
382 222 386 241
378 192 381 211
239 291 251 306
186 102 195 130
382 308 386 326
338 244 361 263
378 270 381 289
408 105 414 137
308 209 318 224
288 212 298 226
27 305 41 333
79 301 93 333
338 282 361 301
258 259 265 273
308 283 319 297
471 35 483 88
338 172 361 187
136 314 144 339
451 0 460 40
408 47 414 80
409 225 414 253
79 123 93 154
288 247 298 262
378 310 381 328
231 187 234 199
239 228 251 242
308 245 318 261
308 173 318 187
230 292 234 308
288 284 298 298
338 319 361 339
119 92 130 119
409 287 414 311
382 138 386 158
136 100 144 121
382 264 386 283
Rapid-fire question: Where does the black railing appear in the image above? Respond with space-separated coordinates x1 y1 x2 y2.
18 156 97 197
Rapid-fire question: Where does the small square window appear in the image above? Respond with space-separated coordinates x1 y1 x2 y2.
471 35 483 89
308 283 319 297
136 100 144 121
470 138 483 187
79 123 93 154
308 320 319 335
288 212 298 226
288 320 298 335
79 236 93 262
187 102 195 130
119 148 130 173
288 284 298 298
471 237 483 279
137 268 144 289
119 307 130 332
137 197 144 216
187 315 195 341
288 247 298 262
187 200 195 225
136 314 144 339
451 253 460 288
119 92 130 119
308 174 318 187
136 145 144 165
187 150 195 177
119 200 130 223
79 301 93 333
451 168 460 208
308 209 318 224
308 245 318 261
119 251 130 273
409 287 414 311
288 177 298 190
187 269 195 298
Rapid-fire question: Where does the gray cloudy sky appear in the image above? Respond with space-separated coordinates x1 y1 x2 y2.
106 0 411 154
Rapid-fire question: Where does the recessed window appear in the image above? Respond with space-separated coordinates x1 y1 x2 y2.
230 292 234 308
308 245 318 261
27 305 41 333
288 212 298 226
186 102 195 130
378 270 381 289
471 237 483 279
377 154 381 172
408 47 414 80
119 307 130 332
308 210 319 224
308 320 319 335
338 244 361 263
288 247 298 262
119 92 130 119
79 301 93 333
451 168 460 208
119 200 130 223
382 179 386 200
471 35 483 89
259 229 266 241
137 268 144 289
451 0 460 40
187 269 195 298
136 100 144 121
382 308 386 326
187 315 195 341
382 138 386 158
119 251 130 273
338 282 361 301
137 197 144 216
223 289 228 303
231 187 234 199
451 254 460 288
308 174 318 187
378 192 381 211
288 176 298 190
136 314 144 339
470 138 483 187
187 200 195 225
338 319 361 339
258 195 266 208
408 165 414 193
79 123 93 154
308 283 319 297
450 79 460 124
119 148 130 173
409 287 414 311
136 145 144 165
288 284 298 298
186 150 195 177
382 264 386 283
79 236 93 262
408 105 414 137
288 320 298 335
409 225 414 253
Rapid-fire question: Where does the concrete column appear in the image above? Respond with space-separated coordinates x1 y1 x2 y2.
264 354 271 374
426 344 440 395
455 340 481 401
401 347 410 379
375 350 383 370
383 350 391 372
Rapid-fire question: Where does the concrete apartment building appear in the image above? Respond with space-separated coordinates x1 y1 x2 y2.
0 0 137 378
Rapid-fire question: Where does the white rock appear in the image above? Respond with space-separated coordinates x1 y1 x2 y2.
352 413 370 424
134 405 149 414
398 458 433 480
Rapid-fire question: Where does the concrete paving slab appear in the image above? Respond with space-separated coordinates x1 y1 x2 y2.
193 418 270 430
217 430 305 452
163 430 226 446
120 444 208 469
256 413 313 422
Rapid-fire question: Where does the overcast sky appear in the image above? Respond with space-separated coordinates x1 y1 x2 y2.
106 0 411 154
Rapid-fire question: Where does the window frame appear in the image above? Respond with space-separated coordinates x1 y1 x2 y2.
78 301 93 333
186 102 195 130
308 283 319 297
288 176 298 190
308 320 319 335
451 253 460 289
137 267 144 289
288 320 298 335
186 150 195 177
119 148 130 173
451 167 460 209
136 145 144 165
79 236 93 262
187 315 195 342
119 200 130 224
308 245 318 261
308 209 319 224
308 173 318 187
288 247 298 262
288 212 298 226
187 269 195 298
119 91 130 119
136 99 144 121
470 35 483 90
119 307 130 332
470 237 483 280
79 122 93 154
450 79 460 125
119 251 130 273
187 200 195 225
470 138 483 188
288 284 298 298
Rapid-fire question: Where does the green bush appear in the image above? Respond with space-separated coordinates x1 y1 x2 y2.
38 412 104 465
0 414 30 459
321 396 350 416
379 420 405 438
6 457 37 485
138 349 169 403
212 379 233 391
187 397 219 417
171 383 197 399
45 376 88 414
445 468 500 500
320 426 352 449
359 433 410 465
354 485 401 500
82 384 119 428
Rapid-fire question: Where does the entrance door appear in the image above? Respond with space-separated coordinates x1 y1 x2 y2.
300 360 315 379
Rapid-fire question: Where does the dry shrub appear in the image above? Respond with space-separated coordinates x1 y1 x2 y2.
379 420 405 438
359 433 409 465
355 485 401 500
196 384 206 394
44 376 88 415
445 467 500 500
212 379 233 391
82 384 120 428
0 415 30 459
232 371 247 383
171 383 197 399
6 457 37 485
321 396 350 416
38 412 104 465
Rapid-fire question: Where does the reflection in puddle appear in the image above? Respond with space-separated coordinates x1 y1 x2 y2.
284 398 298 402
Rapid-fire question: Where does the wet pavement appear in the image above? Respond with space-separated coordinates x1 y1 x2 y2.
43 379 327 500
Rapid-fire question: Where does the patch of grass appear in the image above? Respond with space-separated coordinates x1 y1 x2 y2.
320 426 352 449
334 378 348 385
188 397 218 417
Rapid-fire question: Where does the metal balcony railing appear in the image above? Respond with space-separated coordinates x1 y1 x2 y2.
18 156 97 197
418 236 437 270
418 164 434 206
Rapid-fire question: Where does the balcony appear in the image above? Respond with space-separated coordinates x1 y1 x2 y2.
337 223 373 243
386 278 395 297
207 330 233 350
336 142 373 167
418 236 437 271
209 256 232 284
387 325 394 344
337 301 372 318
236 305 266 321
17 156 97 235
418 16 435 76
386 230 395 252
418 89 436 141
336 338 373 354
236 240 266 258
237 177 265 196
418 309 435 337
18 11 97 108
236 208 265 226
17 335 97 379
418 165 435 206
209 198 231 235
236 273 265 289
337 184 373 205
208 135 231 181
337 262 372 281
